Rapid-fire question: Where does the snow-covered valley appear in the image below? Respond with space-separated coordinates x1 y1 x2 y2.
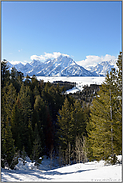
36 76 105 85
1 155 122 182
36 76 105 94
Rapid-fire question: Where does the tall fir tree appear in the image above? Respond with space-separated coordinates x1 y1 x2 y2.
2 83 17 122
57 97 73 164
32 123 42 165
45 106 54 155
10 67 23 93
87 52 122 163
2 117 15 169
32 95 46 150
11 97 23 151
70 100 87 162
1 60 10 88
17 84 33 155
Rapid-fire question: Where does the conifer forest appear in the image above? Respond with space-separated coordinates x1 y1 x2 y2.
1 52 122 169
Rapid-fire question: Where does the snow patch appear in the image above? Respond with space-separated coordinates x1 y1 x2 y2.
65 87 80 94
1 155 122 182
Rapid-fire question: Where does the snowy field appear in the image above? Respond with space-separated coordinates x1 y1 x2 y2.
1 155 122 182
36 76 105 86
36 76 105 94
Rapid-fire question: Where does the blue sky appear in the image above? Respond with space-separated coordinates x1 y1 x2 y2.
1 1 122 67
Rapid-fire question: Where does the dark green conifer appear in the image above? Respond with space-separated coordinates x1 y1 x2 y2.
3 117 15 168
1 60 10 88
11 97 23 151
32 123 42 165
87 52 122 163
57 98 73 164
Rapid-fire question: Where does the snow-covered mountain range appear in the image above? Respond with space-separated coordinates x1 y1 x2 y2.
7 55 117 77
85 60 118 76
7 55 98 77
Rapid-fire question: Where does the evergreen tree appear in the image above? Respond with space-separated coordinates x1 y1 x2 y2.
17 84 33 155
2 83 17 122
1 83 17 164
33 86 40 97
32 95 46 150
10 67 23 93
11 98 23 151
30 75 39 91
32 123 42 165
57 98 73 164
24 75 31 86
2 117 15 169
87 52 122 163
45 106 54 155
1 60 10 88
72 100 86 138
70 100 87 162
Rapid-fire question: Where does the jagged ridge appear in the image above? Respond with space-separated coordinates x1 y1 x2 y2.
7 55 98 77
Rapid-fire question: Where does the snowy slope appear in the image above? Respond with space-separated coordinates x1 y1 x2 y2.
86 60 118 76
6 56 117 77
36 56 97 77
1 155 122 182
7 56 98 77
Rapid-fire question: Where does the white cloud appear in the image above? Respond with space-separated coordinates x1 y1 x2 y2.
9 53 117 68
102 54 116 61
9 60 30 65
76 54 117 68
30 52 70 61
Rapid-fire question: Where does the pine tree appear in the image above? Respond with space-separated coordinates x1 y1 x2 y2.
32 95 46 149
45 106 54 156
18 84 32 120
87 52 122 163
10 67 22 93
57 97 73 164
2 83 17 123
11 84 33 155
11 98 23 151
111 53 122 156
27 119 33 156
33 86 40 97
18 84 33 155
1 60 10 88
87 85 118 161
24 75 31 86
32 123 42 165
70 100 88 163
72 100 86 137
2 117 15 169
30 75 39 91
75 136 83 163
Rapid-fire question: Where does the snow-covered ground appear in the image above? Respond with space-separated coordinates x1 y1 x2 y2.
1 155 122 182
36 76 105 94
36 76 105 86
65 87 80 94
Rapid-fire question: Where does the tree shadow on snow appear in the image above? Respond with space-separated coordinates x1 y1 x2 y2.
1 169 52 182
1 168 96 182
45 168 95 176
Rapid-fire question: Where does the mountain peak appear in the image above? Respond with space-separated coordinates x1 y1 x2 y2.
7 54 117 77
30 59 42 66
87 59 117 76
